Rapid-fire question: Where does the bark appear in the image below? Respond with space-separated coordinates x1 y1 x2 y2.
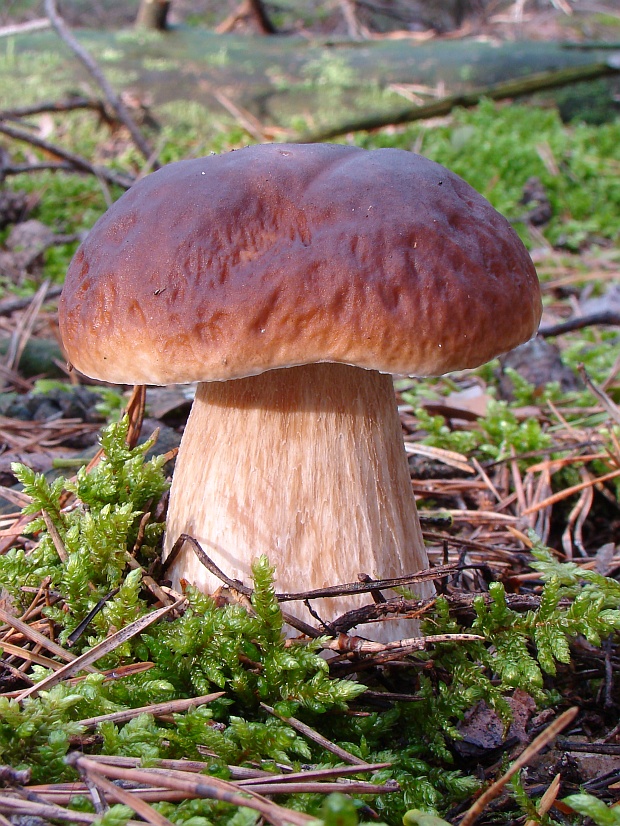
248 0 277 34
135 0 171 31
216 0 277 35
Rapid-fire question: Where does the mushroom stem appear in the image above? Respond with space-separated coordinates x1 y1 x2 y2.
163 362 433 640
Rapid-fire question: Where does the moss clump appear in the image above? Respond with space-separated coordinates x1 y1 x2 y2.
2 420 620 824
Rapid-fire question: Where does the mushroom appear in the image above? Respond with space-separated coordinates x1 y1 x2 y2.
58 143 541 641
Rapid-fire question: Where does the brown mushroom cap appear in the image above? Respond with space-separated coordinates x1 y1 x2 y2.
59 143 541 384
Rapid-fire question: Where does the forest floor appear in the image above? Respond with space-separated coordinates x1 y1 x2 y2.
0 3 619 826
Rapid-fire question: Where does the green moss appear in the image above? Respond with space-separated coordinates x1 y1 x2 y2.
2 421 620 823
358 99 620 249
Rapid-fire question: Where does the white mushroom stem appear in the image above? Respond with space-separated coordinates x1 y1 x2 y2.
163 362 433 641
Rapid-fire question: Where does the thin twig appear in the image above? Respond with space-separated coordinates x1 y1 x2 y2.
0 286 62 317
164 534 252 595
521 467 620 515
2 161 89 176
29 773 396 805
41 511 68 562
0 641 63 671
125 385 147 448
0 97 110 122
276 566 444 601
15 600 184 701
77 691 225 729
577 363 620 427
214 91 269 142
0 121 133 189
125 551 176 607
0 605 91 668
316 633 484 654
80 755 390 790
4 281 50 374
43 0 157 166
173 535 453 602
556 740 620 755
459 707 579 826
236 762 393 786
261 703 370 765
239 780 398 794
67 755 317 826
539 311 620 337
71 759 175 826
0 795 113 824
0 20 51 37
0 662 155 699
82 754 271 781
297 60 620 142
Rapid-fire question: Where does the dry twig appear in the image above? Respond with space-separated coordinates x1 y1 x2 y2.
15 600 184 701
459 707 578 826
43 0 157 166
261 702 371 765
66 755 319 826
76 691 225 729
0 604 93 670
0 97 110 123
69 755 175 826
0 120 133 189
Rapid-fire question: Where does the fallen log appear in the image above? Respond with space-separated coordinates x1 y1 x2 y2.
3 32 619 132
298 54 620 141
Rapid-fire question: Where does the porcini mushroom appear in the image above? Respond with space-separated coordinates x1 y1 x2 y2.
59 143 541 641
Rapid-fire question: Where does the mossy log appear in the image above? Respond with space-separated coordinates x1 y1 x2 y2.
3 32 620 130
300 56 620 141
0 338 65 378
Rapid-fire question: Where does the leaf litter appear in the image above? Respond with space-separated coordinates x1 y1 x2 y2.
0 250 616 824
0 45 619 823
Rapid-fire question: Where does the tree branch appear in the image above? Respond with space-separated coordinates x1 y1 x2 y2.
43 0 158 167
538 311 620 337
0 19 51 38
0 120 134 189
248 0 278 34
0 97 112 124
